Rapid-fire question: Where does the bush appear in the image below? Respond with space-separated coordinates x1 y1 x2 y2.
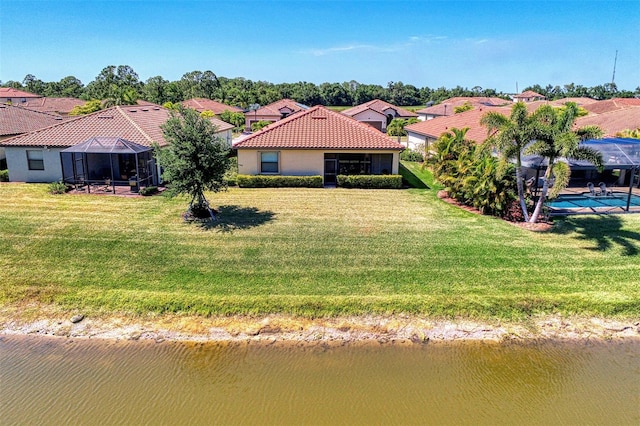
224 156 238 186
237 175 323 188
337 175 403 189
0 169 8 182
48 180 69 194
400 149 424 162
139 186 158 196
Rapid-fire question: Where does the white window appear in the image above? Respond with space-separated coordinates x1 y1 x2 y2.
260 151 279 174
27 150 44 170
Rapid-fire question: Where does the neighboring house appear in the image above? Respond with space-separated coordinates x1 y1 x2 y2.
511 90 546 103
415 97 510 121
235 105 405 185
181 98 243 116
405 107 511 152
582 98 640 115
0 105 234 183
244 99 309 131
0 87 42 104
0 103 64 168
20 97 85 116
341 99 418 132
575 107 640 137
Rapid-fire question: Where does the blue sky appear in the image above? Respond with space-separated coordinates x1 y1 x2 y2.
1 0 638 92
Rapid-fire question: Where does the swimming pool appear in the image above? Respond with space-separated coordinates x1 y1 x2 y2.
547 192 640 213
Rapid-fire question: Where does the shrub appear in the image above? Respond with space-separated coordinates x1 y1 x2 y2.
0 169 8 182
224 156 238 186
139 186 158 196
337 175 403 189
237 175 324 188
400 149 424 162
48 180 69 194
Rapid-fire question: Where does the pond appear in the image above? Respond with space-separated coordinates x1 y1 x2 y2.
1 336 638 425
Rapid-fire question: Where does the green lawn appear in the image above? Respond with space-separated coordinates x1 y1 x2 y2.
1 180 639 319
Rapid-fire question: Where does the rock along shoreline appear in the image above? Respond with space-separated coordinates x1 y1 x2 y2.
1 308 639 346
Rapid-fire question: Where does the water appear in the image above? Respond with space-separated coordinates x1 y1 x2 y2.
1 336 638 425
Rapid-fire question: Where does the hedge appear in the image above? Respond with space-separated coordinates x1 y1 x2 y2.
337 174 403 189
0 169 8 182
237 174 324 188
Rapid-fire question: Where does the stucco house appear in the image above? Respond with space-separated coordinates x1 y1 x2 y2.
0 104 234 183
341 99 418 132
0 87 84 116
511 90 546 103
415 97 511 121
244 99 309 131
181 98 243 116
235 105 404 185
0 87 43 104
405 107 510 152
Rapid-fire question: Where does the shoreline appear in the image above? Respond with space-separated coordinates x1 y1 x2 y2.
2 308 639 345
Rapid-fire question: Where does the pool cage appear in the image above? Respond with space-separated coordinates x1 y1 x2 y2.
522 138 640 214
60 137 158 193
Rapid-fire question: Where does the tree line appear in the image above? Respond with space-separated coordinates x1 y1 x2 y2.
2 65 639 109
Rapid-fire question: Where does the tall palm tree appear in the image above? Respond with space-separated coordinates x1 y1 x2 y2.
481 102 536 221
526 102 603 223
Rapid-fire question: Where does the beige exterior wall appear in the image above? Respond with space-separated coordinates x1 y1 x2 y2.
238 149 401 177
4 146 64 182
244 114 278 131
351 110 387 131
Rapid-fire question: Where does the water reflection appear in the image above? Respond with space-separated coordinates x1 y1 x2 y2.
1 336 638 425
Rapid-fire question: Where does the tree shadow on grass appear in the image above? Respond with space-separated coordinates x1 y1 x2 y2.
198 205 276 232
552 215 640 256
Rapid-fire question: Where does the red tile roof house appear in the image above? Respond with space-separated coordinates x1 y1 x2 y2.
0 87 84 116
415 97 511 121
0 103 64 168
341 99 418 132
244 99 309 131
511 90 546 103
234 105 405 185
404 106 511 152
181 98 243 116
0 87 43 104
0 104 234 184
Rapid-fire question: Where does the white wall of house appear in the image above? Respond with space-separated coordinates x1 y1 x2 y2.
238 149 401 176
351 110 387 131
407 131 427 151
4 146 64 182
217 129 232 146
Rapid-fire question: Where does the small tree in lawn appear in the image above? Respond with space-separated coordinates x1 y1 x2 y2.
156 106 230 219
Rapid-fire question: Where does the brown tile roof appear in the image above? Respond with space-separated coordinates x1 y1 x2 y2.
575 107 640 137
342 99 418 118
235 105 405 150
0 105 233 148
415 97 512 116
582 98 640 114
0 103 63 137
513 90 546 99
19 97 85 115
249 99 308 118
405 106 511 143
181 98 242 114
0 88 42 99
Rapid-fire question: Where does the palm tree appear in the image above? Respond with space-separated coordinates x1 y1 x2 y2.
526 102 603 223
481 102 536 221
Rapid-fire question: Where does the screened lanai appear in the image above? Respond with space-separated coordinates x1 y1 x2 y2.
522 138 640 214
61 137 158 193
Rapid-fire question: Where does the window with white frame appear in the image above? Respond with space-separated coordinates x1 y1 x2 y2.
260 151 279 173
26 149 45 170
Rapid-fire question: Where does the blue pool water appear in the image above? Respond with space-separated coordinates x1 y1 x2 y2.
547 192 640 210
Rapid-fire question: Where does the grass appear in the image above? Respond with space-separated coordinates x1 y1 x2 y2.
1 180 639 320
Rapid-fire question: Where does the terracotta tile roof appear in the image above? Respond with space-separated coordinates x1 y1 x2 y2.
342 99 417 118
0 103 63 137
415 97 512 116
0 105 233 148
583 98 640 114
235 105 405 150
405 106 512 143
0 88 42 99
513 90 546 99
181 98 242 114
249 99 309 118
19 97 85 115
575 107 640 137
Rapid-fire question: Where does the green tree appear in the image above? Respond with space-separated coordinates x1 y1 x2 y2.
454 102 473 114
526 103 603 223
156 106 231 218
251 120 272 132
481 102 536 221
69 99 103 115
219 110 245 128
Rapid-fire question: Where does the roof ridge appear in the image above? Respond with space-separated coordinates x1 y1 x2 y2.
0 108 88 145
115 106 155 144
